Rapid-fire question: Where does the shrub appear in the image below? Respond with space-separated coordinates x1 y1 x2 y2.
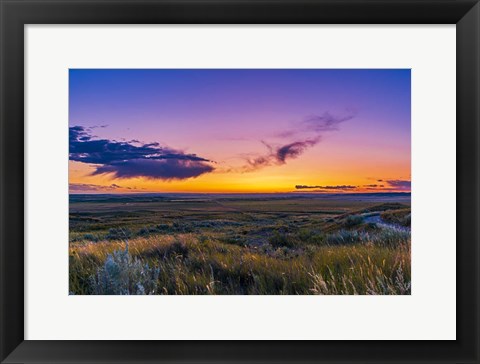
137 227 149 236
345 214 364 227
164 240 189 258
361 203 408 213
83 233 99 242
369 226 410 248
90 242 159 295
400 213 411 227
296 229 311 242
380 209 411 227
296 228 324 244
325 226 410 248
106 228 132 240
326 230 365 245
156 224 173 232
220 234 247 246
268 232 295 248
172 221 193 233
198 234 209 244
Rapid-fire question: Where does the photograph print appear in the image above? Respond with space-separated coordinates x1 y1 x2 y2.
69 69 411 295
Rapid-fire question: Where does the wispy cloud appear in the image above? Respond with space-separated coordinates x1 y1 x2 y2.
242 111 354 172
295 184 358 190
69 126 214 180
278 112 355 138
294 179 411 193
69 183 123 192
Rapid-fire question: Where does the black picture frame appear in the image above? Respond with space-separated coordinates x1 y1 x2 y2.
1 0 479 363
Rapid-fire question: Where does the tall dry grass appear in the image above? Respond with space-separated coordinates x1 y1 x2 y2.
70 230 410 295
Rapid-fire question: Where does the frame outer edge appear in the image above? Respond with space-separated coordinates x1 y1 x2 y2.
0 0 25 363
0 0 479 363
0 0 4 360
457 2 480 362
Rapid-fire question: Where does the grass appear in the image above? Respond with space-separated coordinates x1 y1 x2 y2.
381 209 411 227
69 195 411 295
70 234 410 295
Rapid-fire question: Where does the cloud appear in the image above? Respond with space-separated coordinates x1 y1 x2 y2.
243 111 354 172
70 126 214 180
365 179 411 191
293 179 411 193
276 138 320 163
295 184 358 190
245 138 320 171
92 159 214 180
386 179 411 189
69 183 123 192
365 178 411 191
277 112 355 138
300 112 354 132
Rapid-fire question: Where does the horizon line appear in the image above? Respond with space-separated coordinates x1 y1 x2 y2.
70 191 411 195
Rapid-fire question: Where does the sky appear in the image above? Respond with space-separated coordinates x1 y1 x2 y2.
69 69 411 194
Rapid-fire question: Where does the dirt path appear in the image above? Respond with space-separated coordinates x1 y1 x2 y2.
363 213 410 231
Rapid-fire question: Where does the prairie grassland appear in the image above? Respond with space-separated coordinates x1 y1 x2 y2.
380 208 411 227
69 194 411 295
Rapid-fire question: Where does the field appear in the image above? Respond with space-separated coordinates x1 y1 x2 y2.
69 193 411 295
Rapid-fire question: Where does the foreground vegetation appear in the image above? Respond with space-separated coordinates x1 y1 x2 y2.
69 194 411 295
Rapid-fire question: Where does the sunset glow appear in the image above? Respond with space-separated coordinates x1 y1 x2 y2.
69 69 410 194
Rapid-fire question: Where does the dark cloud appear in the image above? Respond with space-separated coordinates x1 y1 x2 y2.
386 179 411 189
364 179 411 191
294 179 411 193
69 183 123 192
92 159 214 180
70 126 214 180
245 138 320 171
295 184 358 190
276 139 319 163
